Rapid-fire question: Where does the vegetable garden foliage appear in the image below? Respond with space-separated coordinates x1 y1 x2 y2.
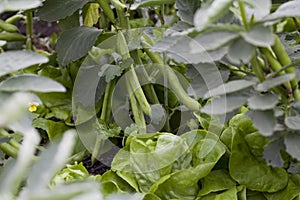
1 0 300 199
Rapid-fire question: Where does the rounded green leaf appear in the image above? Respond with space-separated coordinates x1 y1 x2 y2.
264 0 300 21
201 94 249 115
227 37 254 65
194 0 234 31
0 0 42 13
204 80 257 99
248 93 279 110
194 31 239 51
246 110 276 136
285 116 300 130
256 74 295 91
285 133 300 161
0 51 48 77
0 74 66 92
241 26 274 47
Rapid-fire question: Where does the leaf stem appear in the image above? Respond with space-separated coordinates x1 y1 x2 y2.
25 11 33 50
100 80 114 123
238 0 249 31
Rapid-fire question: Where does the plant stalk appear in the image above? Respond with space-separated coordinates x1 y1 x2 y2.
25 11 33 50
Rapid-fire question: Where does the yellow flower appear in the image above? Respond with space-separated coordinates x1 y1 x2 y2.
28 102 39 112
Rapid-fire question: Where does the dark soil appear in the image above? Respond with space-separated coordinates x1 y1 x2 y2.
82 155 111 175
0 12 60 37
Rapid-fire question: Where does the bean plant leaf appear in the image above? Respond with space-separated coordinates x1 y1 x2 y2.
244 0 271 20
194 0 234 31
241 25 274 47
98 64 124 83
187 63 228 98
176 0 201 24
227 37 254 65
263 0 300 21
0 51 48 76
256 73 295 91
263 138 285 167
248 93 279 110
285 116 300 130
201 93 249 115
246 110 276 136
152 36 227 63
36 0 90 21
194 31 239 51
0 74 66 93
0 0 42 13
203 80 257 99
285 133 300 160
56 26 102 67
131 0 175 10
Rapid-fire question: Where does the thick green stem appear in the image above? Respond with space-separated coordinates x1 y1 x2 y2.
238 0 249 30
25 11 33 50
92 80 115 162
100 81 113 122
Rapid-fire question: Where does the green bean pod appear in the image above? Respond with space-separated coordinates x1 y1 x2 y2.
0 32 26 41
117 32 152 116
142 42 200 111
5 14 24 24
260 48 292 92
97 0 115 23
272 35 298 90
0 19 18 32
